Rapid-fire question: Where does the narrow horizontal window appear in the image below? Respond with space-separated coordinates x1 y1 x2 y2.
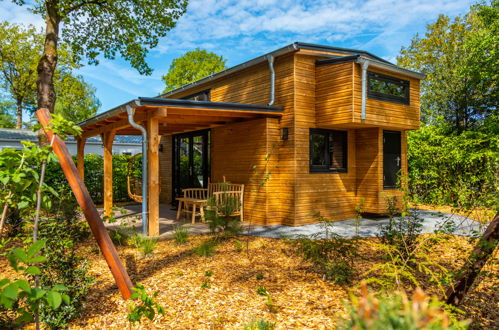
182 89 211 101
368 71 410 105
310 129 347 173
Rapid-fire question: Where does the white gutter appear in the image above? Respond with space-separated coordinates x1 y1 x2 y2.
267 54 275 106
126 104 148 236
358 57 369 121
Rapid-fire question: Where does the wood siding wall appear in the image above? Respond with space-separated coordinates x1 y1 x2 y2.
156 50 417 225
316 62 420 130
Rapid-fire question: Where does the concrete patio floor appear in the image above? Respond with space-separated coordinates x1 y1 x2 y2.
103 204 485 239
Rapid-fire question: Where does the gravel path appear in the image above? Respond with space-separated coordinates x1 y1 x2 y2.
246 209 485 239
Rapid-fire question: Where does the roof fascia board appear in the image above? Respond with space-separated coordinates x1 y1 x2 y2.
355 56 425 80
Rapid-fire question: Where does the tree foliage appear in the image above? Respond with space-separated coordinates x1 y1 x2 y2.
0 22 100 126
397 1 498 131
54 73 100 123
0 100 16 128
162 48 227 93
0 22 40 128
10 0 188 111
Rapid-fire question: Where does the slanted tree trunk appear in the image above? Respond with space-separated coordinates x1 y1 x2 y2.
16 100 23 129
37 2 60 112
445 212 499 306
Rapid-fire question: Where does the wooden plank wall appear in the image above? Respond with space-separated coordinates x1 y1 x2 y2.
315 62 354 126
160 54 296 225
352 66 420 129
293 55 357 224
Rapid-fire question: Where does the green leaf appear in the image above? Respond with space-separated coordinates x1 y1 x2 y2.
31 288 46 300
27 239 46 258
46 291 62 309
61 294 70 305
2 282 19 300
24 266 41 275
15 308 33 324
30 255 47 263
52 284 68 291
12 248 28 264
16 279 31 293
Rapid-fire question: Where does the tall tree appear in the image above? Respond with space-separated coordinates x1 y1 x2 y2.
0 100 16 128
162 48 227 93
0 22 41 128
54 73 100 123
397 1 498 132
10 0 188 113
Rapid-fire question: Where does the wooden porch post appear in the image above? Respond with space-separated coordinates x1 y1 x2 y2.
146 117 160 236
102 130 116 217
76 137 86 180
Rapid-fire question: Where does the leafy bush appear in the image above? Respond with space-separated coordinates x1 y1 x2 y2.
0 240 70 328
127 283 165 324
45 153 134 205
37 219 93 329
243 318 276 330
291 215 359 284
204 186 242 237
338 282 469 329
256 286 268 296
172 226 189 245
407 125 498 210
379 196 423 258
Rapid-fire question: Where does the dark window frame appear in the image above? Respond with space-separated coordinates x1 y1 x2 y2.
368 71 410 105
181 89 211 101
309 128 348 173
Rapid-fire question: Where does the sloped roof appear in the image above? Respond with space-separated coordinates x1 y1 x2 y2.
0 128 141 144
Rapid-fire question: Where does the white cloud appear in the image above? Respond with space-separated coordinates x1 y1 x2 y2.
0 2 44 28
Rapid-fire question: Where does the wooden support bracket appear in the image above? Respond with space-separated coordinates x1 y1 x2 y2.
36 108 134 300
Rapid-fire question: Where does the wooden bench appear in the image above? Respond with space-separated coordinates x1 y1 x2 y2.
176 183 244 223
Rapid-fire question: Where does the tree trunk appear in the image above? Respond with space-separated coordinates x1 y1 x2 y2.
445 212 499 306
37 2 60 113
15 100 23 129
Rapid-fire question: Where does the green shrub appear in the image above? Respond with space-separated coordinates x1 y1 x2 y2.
45 153 135 205
233 239 244 252
338 283 469 329
407 125 498 210
291 215 359 284
0 240 71 328
243 318 276 330
204 185 242 237
172 226 189 245
194 239 217 257
38 219 94 329
200 280 210 289
130 235 158 257
109 224 134 246
256 273 264 280
204 270 213 277
127 283 164 324
379 197 423 258
256 286 268 296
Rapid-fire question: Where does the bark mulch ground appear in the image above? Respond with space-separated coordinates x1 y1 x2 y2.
1 234 497 329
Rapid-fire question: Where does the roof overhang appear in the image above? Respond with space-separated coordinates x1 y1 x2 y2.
158 42 399 99
78 97 283 139
316 55 425 80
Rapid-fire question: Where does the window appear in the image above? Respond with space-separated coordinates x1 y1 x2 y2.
368 71 410 105
181 90 210 101
310 129 347 173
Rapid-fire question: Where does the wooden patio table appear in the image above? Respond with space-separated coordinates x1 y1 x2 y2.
176 197 207 223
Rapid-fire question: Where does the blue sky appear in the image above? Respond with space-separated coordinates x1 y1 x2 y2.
1 0 475 112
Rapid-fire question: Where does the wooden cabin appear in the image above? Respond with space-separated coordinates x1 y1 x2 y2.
77 42 423 236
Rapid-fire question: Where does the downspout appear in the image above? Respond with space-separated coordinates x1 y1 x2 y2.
358 58 369 120
126 105 148 236
267 54 275 106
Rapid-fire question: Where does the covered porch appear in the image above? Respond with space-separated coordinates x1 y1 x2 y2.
77 97 282 236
